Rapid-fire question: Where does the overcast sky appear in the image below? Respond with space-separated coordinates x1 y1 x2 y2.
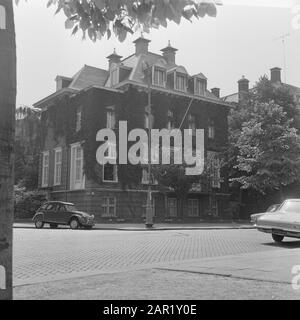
14 0 300 107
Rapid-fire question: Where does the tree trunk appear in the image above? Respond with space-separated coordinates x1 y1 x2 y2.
0 0 16 300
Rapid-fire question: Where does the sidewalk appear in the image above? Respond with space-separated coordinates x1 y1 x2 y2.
13 220 254 231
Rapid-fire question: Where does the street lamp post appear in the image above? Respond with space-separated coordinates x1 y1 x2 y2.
144 64 153 229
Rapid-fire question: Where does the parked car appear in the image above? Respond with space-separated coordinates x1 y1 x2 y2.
250 203 280 224
32 201 95 230
255 199 300 243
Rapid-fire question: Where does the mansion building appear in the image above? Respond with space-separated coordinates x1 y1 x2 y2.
34 37 232 222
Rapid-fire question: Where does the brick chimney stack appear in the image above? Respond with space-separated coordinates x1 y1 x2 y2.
211 87 220 98
270 67 282 83
161 41 178 65
133 35 151 55
106 49 122 69
238 76 249 93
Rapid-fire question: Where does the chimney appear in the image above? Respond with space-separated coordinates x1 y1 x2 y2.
211 87 220 98
55 75 72 91
238 76 249 93
106 49 122 68
161 41 178 65
270 67 281 83
133 36 151 55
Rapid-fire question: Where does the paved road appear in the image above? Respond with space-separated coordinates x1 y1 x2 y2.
13 228 299 287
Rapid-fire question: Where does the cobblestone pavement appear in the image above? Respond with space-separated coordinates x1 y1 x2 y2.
13 228 298 286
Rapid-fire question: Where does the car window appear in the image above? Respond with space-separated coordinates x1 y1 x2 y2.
280 201 300 213
45 204 56 211
57 205 66 212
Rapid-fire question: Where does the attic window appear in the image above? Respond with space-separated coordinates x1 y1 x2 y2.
153 67 166 87
195 78 206 96
175 73 187 92
0 5 6 30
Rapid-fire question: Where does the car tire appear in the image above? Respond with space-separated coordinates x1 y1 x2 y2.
50 224 58 229
69 218 79 230
272 234 284 243
34 217 44 229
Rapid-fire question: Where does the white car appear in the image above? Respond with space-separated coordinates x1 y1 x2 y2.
255 199 300 243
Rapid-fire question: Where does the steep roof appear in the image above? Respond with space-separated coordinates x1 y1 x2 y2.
69 65 109 90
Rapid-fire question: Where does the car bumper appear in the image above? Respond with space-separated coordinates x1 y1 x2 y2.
257 227 300 239
80 218 95 227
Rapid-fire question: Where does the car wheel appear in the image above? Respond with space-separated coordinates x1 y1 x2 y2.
69 218 79 230
50 224 58 229
272 234 284 243
35 218 44 229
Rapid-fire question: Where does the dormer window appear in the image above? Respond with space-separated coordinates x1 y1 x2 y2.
0 6 6 30
111 67 119 86
175 73 187 92
153 67 166 87
195 78 206 96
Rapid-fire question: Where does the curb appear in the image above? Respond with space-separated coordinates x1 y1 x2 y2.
13 224 255 231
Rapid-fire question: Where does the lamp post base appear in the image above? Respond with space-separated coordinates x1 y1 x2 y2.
145 223 153 229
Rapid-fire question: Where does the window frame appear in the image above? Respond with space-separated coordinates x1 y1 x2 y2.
152 66 166 87
53 147 62 186
188 199 199 217
167 198 178 218
175 72 187 92
102 197 117 217
41 151 50 188
106 106 116 130
194 77 206 96
76 106 82 132
70 143 85 190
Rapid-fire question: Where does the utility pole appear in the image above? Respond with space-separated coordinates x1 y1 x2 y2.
143 62 153 229
273 33 290 83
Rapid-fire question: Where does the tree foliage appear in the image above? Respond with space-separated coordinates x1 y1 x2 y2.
227 77 300 195
42 0 218 42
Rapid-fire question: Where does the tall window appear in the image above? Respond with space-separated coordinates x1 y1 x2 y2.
167 198 177 218
144 112 154 130
0 5 6 30
42 151 49 187
188 199 199 217
70 143 84 190
111 68 119 86
103 164 118 182
188 114 196 136
208 119 215 140
54 148 62 186
153 67 165 87
106 107 116 129
195 78 206 96
176 74 187 92
207 151 221 189
76 106 82 132
167 109 175 130
102 197 117 217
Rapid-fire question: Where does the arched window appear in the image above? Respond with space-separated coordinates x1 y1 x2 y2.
0 5 6 30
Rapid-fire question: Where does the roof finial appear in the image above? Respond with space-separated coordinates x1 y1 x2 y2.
168 40 171 47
